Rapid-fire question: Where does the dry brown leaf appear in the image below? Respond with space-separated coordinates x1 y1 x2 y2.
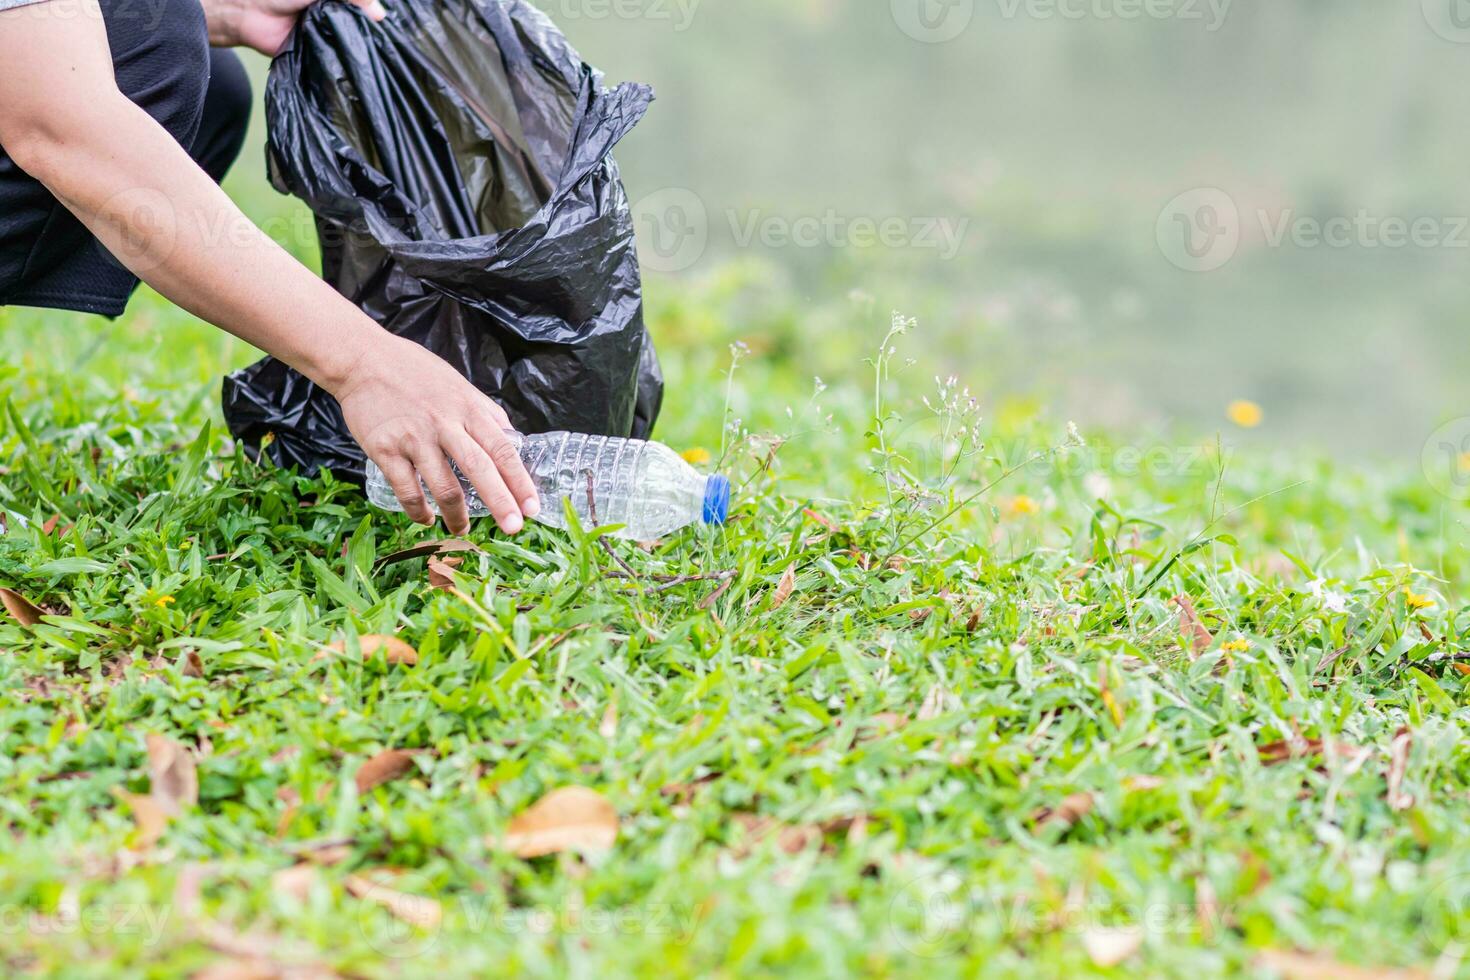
373 538 481 570
917 684 950 721
112 787 170 849
658 773 720 804
193 960 286 980
733 814 822 856
1171 594 1213 656
147 733 199 816
355 748 422 794
1256 949 1429 980
499 786 618 858
40 514 61 535
803 508 840 533
1033 791 1094 830
1257 737 1366 767
179 650 205 679
345 872 442 930
1081 926 1143 967
426 556 462 590
1 587 44 627
770 564 797 611
1387 726 1415 811
322 634 419 666
272 863 321 903
1124 775 1166 792
864 712 908 736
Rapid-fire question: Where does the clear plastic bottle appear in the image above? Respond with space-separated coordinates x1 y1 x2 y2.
364 432 730 540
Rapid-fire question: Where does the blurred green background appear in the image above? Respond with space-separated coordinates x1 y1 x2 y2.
11 0 1470 465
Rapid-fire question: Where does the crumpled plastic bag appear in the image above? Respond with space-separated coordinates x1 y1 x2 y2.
222 0 662 481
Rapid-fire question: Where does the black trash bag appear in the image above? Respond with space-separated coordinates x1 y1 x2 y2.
222 0 662 482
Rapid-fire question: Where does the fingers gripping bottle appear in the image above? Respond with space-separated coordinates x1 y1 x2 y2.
365 432 731 540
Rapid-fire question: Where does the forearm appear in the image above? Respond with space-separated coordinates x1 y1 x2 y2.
19 93 379 394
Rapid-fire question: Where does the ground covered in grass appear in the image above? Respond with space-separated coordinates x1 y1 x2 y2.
3 279 1470 978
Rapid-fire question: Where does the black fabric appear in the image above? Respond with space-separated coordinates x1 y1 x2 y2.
0 0 252 317
222 0 663 482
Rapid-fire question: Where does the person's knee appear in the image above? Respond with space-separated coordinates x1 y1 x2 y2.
106 0 213 147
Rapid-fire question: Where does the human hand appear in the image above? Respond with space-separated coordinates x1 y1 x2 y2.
202 0 386 56
333 336 540 536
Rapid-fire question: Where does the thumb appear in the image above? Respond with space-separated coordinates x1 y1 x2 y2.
349 0 388 21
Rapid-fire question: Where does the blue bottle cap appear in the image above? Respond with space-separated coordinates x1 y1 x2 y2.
702 474 731 525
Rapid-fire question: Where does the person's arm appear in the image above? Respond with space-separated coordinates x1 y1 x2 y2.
0 0 538 535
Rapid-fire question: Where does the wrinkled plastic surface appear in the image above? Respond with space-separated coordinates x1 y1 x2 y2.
365 431 728 539
222 0 663 481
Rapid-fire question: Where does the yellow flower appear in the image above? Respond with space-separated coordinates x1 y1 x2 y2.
1227 400 1263 429
1221 638 1250 653
1403 587 1435 611
1006 495 1040 517
681 447 712 465
154 595 176 608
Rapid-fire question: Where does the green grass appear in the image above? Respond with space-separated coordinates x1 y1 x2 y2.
5 254 1470 978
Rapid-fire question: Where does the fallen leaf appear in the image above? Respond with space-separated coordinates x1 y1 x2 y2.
146 733 198 816
1256 949 1428 980
1258 737 1366 767
193 960 287 980
732 814 821 856
863 712 908 736
658 773 720 804
917 684 950 721
173 861 214 918
1 587 44 627
372 539 481 570
803 508 840 533
345 872 442 930
272 863 321 903
770 564 796 611
322 634 419 666
40 514 61 535
426 557 462 590
599 700 618 740
1387 726 1414 811
112 787 170 849
1082 926 1143 967
355 749 422 794
1033 792 1094 830
499 786 618 858
179 650 205 679
1171 595 1213 656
